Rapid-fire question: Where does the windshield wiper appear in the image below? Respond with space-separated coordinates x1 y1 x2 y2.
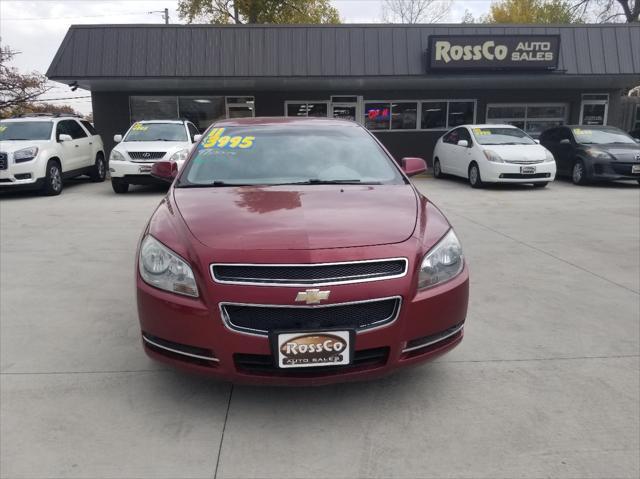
292 179 382 185
177 180 256 188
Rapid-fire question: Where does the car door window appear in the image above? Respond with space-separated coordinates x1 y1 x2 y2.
187 123 199 142
81 120 97 136
458 128 472 147
66 120 88 139
443 129 460 145
56 121 72 140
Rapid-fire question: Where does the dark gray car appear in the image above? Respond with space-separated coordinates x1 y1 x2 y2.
540 125 640 185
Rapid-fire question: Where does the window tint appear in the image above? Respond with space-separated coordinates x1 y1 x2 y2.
472 127 535 145
443 129 461 145
457 128 472 145
81 121 97 136
421 102 447 129
63 120 88 139
187 123 199 141
0 121 53 141
391 103 417 130
448 102 474 127
56 120 76 140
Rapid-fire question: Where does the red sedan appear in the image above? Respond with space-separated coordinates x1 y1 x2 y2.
137 117 469 385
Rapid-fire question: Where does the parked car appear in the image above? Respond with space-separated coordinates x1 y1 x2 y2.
0 115 106 195
109 119 199 193
432 124 556 188
540 125 640 185
136 117 469 385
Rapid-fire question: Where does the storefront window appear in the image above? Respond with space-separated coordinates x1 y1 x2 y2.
365 103 391 130
391 103 417 130
487 103 567 137
420 102 447 129
226 97 255 119
285 102 328 118
178 97 225 131
579 94 608 126
130 96 178 122
448 101 475 127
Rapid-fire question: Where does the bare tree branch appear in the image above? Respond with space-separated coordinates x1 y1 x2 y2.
382 0 452 23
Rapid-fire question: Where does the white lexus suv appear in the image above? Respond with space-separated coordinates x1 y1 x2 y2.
0 115 106 195
109 120 199 193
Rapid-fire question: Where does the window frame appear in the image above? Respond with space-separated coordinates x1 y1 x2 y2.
579 93 609 126
486 102 568 135
284 101 330 118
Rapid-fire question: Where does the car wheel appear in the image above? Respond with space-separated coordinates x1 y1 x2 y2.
572 160 589 185
533 182 548 188
468 163 483 188
91 153 106 182
111 178 129 194
42 160 63 196
433 159 443 178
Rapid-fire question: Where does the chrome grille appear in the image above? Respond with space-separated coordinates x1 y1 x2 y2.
220 297 402 336
211 258 408 286
505 159 544 165
127 151 166 161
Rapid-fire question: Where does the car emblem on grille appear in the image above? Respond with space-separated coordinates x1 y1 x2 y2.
295 289 330 305
635 153 640 161
142 152 151 158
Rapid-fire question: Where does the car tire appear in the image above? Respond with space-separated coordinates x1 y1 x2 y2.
111 178 129 194
433 159 443 178
468 163 483 188
90 153 106 182
572 160 589 185
533 182 548 188
42 160 63 196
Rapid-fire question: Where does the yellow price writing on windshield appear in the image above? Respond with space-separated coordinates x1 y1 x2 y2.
203 128 254 149
473 128 491 136
0 126 6 132
132 123 148 131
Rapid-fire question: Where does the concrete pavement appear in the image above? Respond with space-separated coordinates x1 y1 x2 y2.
1 177 638 478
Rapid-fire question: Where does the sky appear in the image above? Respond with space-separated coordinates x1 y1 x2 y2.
0 0 491 115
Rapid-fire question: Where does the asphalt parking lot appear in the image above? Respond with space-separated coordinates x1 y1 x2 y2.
1 177 639 479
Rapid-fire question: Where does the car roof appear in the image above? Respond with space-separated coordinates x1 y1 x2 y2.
135 119 186 124
564 125 621 129
213 117 359 127
460 124 519 129
1 116 79 122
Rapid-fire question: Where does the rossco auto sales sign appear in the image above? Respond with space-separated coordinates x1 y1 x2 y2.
428 35 560 71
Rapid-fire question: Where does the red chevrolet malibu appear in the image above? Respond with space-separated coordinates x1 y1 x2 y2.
137 117 468 385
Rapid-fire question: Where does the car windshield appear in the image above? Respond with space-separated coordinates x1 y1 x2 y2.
572 127 637 145
178 125 405 187
0 121 53 141
472 127 536 145
124 123 187 142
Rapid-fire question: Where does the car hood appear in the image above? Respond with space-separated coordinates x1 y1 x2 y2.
173 184 418 250
481 143 549 161
586 143 640 161
0 139 52 152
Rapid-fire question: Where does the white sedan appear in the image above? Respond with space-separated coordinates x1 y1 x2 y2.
432 124 556 188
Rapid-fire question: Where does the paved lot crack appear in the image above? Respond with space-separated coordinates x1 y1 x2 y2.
214 384 234 479
451 211 640 296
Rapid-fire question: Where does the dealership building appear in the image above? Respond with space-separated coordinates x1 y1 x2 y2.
47 23 640 162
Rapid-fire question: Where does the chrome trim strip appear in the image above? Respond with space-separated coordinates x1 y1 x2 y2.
402 323 464 353
210 257 409 287
142 335 220 362
219 295 403 337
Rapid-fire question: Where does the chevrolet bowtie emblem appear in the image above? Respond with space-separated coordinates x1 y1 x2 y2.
295 289 330 305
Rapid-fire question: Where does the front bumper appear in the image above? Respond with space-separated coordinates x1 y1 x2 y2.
0 160 42 187
589 161 640 181
480 160 556 183
109 161 156 179
137 263 469 386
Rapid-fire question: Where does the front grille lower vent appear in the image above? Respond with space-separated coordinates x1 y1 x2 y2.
212 258 407 286
0 153 7 170
220 297 401 335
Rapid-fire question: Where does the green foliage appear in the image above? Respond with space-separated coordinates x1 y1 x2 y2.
178 0 341 24
485 0 584 23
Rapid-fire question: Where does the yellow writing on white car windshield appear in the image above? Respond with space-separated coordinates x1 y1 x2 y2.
0 125 7 132
473 128 491 136
573 128 592 135
131 123 149 132
203 128 255 149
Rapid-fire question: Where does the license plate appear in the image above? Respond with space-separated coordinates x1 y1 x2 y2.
632 165 640 174
275 331 352 368
521 166 536 174
139 165 152 173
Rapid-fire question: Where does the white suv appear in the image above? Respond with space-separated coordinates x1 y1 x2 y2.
0 115 106 195
109 120 199 193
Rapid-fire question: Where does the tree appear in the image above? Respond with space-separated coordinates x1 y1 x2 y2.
1 102 82 119
0 45 50 115
484 0 584 23
382 0 452 23
572 0 639 22
178 0 340 24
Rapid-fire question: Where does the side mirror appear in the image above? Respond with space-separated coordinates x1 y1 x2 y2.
457 139 469 148
113 134 123 143
193 134 202 143
400 157 427 177
559 139 571 145
150 161 178 183
634 138 640 143
534 139 541 144
58 134 72 142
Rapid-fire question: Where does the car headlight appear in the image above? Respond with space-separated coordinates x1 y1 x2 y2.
544 149 555 162
483 150 504 163
110 150 125 162
418 229 464 290
169 148 189 162
14 146 38 163
585 148 613 160
139 235 199 297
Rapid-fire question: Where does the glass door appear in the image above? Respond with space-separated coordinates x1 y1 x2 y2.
330 103 357 121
